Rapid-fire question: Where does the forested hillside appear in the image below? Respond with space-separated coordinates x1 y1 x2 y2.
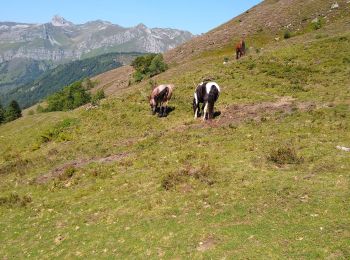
1 52 142 108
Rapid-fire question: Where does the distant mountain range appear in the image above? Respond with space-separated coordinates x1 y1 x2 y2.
0 16 193 107
0 15 194 63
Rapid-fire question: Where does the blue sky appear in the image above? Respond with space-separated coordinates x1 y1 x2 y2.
1 0 262 34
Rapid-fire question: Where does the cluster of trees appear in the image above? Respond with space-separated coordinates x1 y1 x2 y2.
131 54 168 82
41 80 105 112
0 100 22 124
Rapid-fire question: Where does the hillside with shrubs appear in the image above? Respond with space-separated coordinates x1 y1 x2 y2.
0 0 349 258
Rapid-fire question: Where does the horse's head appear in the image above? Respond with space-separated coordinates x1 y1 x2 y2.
149 97 157 114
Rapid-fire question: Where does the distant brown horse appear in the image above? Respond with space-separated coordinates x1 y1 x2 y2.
236 39 246 59
149 84 174 117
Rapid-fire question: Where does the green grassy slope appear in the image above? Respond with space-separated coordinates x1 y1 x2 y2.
1 10 350 260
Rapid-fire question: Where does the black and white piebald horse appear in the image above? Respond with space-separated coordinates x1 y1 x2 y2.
193 81 221 120
149 84 174 117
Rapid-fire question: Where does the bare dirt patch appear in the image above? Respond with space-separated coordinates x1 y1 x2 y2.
213 97 316 127
197 237 216 252
91 66 134 96
35 153 129 184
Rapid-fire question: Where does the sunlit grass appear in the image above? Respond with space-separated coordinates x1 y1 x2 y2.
0 27 349 258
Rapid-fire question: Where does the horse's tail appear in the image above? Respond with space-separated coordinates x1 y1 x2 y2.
208 85 219 119
164 87 169 101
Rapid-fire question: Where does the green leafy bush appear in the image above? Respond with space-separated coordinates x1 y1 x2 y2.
44 81 91 112
311 18 324 31
284 31 291 39
91 89 105 105
83 78 96 90
131 54 168 82
4 100 22 123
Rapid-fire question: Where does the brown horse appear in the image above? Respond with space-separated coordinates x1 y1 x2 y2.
236 39 246 59
149 84 174 117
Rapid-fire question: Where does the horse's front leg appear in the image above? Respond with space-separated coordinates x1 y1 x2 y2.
194 104 199 119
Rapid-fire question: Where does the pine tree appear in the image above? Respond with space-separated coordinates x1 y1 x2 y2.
0 102 5 124
5 100 22 122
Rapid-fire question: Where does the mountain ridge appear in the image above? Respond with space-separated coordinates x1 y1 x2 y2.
0 15 194 63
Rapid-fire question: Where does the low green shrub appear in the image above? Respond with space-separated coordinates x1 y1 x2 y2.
0 193 32 208
91 89 105 105
27 110 35 116
40 118 78 143
267 145 304 165
59 166 76 181
284 31 291 39
0 156 32 176
311 18 324 31
162 164 215 191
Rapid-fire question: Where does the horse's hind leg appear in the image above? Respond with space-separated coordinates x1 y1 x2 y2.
158 105 164 117
203 102 208 121
201 103 206 116
163 101 169 117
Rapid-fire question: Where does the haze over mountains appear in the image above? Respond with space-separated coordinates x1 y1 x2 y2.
0 15 194 62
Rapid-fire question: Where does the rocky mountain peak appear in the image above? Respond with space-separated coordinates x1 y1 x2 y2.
51 15 73 27
135 23 148 29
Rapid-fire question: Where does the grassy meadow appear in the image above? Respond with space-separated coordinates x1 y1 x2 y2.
1 21 350 259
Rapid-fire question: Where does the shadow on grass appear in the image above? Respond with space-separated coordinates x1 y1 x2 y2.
213 111 221 118
152 106 176 118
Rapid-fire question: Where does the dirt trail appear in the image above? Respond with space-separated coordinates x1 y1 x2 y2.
35 153 129 184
